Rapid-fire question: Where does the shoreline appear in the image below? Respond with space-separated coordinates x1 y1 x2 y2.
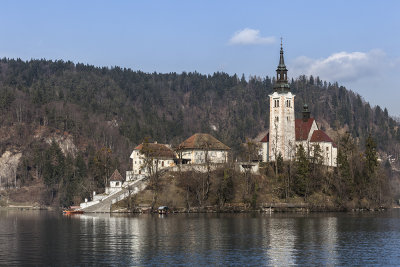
110 204 393 214
1 203 396 213
0 205 52 211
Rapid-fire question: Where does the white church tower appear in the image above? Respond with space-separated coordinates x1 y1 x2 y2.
268 42 296 161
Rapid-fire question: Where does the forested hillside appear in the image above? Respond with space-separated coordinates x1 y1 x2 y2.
0 58 399 205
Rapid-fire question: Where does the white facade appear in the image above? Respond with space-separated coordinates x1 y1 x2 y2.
261 123 338 167
110 180 123 188
306 142 338 167
181 149 229 165
238 162 259 174
262 44 337 167
106 180 123 194
261 141 269 162
130 149 175 175
268 91 296 161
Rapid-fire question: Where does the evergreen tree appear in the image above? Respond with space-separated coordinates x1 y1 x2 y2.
364 134 378 177
294 144 310 199
42 141 65 201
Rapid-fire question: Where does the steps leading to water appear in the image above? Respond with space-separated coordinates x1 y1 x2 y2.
81 179 147 213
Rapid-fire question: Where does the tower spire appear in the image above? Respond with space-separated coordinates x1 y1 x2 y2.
274 40 290 92
279 38 285 67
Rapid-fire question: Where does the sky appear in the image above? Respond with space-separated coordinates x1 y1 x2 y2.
1 1 400 115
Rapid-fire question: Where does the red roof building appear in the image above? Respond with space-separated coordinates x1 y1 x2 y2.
295 118 315 141
134 143 176 159
178 133 230 150
260 107 337 167
310 130 337 148
178 133 230 164
260 133 269 143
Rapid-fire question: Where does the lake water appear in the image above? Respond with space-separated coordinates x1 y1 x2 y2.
0 209 400 266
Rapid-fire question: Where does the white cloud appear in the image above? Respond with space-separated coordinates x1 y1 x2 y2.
290 49 387 83
229 28 275 45
289 49 400 115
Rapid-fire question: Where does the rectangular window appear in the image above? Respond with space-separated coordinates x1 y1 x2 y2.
274 99 280 108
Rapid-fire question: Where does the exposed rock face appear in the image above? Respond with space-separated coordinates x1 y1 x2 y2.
0 151 22 188
44 134 77 157
33 126 78 157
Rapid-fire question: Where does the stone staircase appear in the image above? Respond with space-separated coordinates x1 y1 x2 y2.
81 179 147 213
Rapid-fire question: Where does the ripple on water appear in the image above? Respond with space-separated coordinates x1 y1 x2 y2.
0 211 400 265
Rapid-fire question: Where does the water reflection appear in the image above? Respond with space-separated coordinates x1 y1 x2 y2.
0 210 399 266
267 217 296 266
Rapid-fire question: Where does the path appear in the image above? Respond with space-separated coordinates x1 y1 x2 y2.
82 179 147 213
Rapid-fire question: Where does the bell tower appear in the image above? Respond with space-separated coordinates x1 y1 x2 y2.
268 41 296 161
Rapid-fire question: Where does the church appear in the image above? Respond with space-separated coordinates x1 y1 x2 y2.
259 44 337 167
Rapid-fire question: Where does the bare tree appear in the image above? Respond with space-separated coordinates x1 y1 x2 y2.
272 118 280 175
140 142 161 209
240 139 260 195
284 140 296 200
126 184 136 212
200 139 212 206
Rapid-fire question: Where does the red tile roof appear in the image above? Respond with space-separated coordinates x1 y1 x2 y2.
134 143 176 158
260 133 269 142
310 130 336 147
295 118 314 141
109 169 124 182
178 133 230 150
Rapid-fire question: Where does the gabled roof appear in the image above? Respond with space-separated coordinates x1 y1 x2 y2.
135 143 176 159
178 133 230 150
310 130 337 147
109 169 124 182
295 118 315 141
260 133 269 143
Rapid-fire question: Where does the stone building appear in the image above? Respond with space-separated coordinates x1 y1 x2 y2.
106 169 124 194
268 44 296 161
260 44 337 167
177 133 230 164
126 142 176 181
